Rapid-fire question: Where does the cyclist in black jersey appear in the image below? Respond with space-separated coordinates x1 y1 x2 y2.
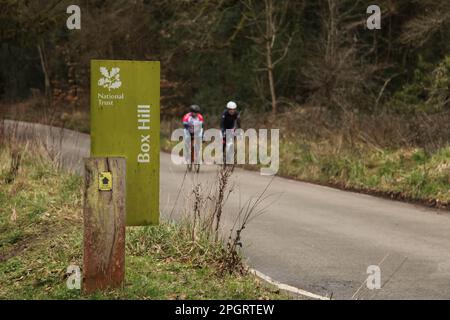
220 101 241 164
220 101 240 134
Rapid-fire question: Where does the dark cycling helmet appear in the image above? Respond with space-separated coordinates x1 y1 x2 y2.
190 104 201 113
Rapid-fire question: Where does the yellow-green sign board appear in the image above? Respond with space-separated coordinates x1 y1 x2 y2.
90 60 160 226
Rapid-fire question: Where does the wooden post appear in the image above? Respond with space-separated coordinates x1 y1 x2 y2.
83 157 126 294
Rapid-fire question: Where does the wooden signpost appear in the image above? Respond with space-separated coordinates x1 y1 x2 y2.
83 157 126 293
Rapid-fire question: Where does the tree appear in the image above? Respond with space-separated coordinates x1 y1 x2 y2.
242 0 298 114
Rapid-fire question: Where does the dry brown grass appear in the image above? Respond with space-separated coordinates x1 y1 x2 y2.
241 105 450 155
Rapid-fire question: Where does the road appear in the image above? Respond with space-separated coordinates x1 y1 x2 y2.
5 120 450 299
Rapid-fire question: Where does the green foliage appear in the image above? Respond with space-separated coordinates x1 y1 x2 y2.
378 160 400 181
390 56 450 113
59 174 82 204
0 229 23 248
412 149 429 164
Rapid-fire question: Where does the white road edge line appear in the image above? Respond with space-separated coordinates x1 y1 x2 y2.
249 268 331 300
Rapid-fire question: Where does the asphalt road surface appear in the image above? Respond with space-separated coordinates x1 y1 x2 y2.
5 120 450 299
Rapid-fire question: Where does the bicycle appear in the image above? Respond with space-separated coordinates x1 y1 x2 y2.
187 134 201 173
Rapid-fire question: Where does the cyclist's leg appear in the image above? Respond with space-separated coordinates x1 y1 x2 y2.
183 129 191 164
191 135 195 164
222 132 227 165
193 133 202 164
225 129 235 164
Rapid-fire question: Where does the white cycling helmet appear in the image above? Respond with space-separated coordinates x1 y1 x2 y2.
226 101 237 110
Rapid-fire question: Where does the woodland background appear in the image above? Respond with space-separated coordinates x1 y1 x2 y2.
1 0 450 205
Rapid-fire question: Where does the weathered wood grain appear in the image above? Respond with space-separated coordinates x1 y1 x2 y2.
83 157 126 294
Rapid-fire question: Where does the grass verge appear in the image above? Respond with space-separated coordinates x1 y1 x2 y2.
277 142 450 208
0 147 285 299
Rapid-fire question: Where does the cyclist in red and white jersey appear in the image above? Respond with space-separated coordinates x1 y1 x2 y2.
183 104 204 135
182 105 204 165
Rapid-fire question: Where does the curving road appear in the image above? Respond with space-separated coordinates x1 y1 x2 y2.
5 120 450 299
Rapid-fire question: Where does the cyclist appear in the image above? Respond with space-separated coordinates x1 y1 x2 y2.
182 104 204 168
220 101 241 164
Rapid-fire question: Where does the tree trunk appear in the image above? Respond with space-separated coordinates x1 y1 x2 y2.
37 41 51 105
265 0 277 115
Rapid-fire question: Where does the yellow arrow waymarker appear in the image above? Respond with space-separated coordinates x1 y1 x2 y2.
99 172 112 191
